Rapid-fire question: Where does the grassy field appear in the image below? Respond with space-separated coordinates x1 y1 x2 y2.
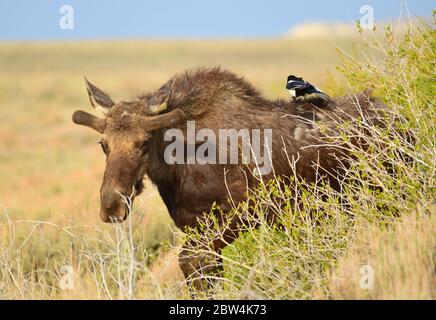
0 26 434 299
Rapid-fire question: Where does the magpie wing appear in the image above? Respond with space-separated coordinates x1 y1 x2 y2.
286 79 314 91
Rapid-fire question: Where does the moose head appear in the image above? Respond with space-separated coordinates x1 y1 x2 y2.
72 78 185 223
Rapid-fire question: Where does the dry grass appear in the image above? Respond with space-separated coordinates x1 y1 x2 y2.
318 206 435 299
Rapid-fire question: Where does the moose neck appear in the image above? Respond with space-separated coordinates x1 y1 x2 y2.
144 129 179 216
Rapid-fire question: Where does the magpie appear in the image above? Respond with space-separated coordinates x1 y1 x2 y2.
286 75 333 106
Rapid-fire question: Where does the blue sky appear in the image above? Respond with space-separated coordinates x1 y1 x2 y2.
0 0 433 40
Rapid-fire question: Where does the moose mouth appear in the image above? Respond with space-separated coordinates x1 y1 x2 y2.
100 200 131 223
100 188 139 224
99 176 144 224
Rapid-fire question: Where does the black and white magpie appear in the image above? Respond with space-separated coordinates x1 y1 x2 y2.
286 75 333 106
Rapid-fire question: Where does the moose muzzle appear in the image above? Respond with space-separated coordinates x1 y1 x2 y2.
99 155 139 223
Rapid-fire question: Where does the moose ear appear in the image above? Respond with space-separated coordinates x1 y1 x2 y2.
84 77 115 112
149 79 175 114
72 110 106 133
149 101 168 114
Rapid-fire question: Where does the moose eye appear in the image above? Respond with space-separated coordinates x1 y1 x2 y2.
99 140 109 155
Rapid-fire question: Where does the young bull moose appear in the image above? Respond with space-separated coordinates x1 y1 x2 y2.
72 67 385 288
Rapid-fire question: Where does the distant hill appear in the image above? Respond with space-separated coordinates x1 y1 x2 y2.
286 22 359 39
285 18 431 39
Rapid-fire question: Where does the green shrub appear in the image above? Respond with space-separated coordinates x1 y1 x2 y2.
184 15 435 299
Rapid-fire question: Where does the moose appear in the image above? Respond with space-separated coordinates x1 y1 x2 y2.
72 67 385 288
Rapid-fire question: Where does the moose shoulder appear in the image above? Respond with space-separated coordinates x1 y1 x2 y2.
72 67 385 288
